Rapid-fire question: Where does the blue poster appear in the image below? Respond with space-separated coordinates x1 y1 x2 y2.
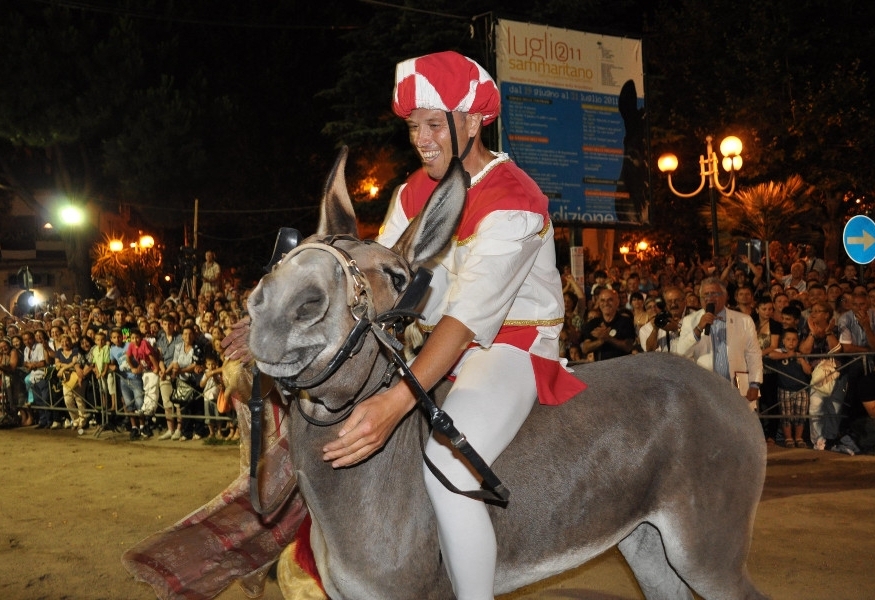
496 20 648 226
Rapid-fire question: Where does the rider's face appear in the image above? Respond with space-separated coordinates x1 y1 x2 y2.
406 108 467 180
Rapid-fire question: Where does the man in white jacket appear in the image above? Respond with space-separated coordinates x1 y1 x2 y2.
676 277 763 402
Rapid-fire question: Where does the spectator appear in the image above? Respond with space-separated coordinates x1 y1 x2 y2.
580 288 636 361
753 297 782 445
769 262 786 287
837 292 875 359
590 269 609 300
156 315 183 440
836 292 875 418
109 327 146 440
22 331 51 428
780 305 803 337
0 337 28 425
127 329 160 438
55 334 85 430
767 329 812 448
782 261 808 294
733 283 755 316
685 290 701 311
560 291 583 360
624 273 641 307
68 319 82 346
799 301 844 450
629 291 648 332
799 244 827 279
826 284 843 311
167 324 205 441
804 284 827 319
76 335 98 427
200 251 221 296
676 277 763 404
840 264 859 289
199 355 223 440
639 286 687 353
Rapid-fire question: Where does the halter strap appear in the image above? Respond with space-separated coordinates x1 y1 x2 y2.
445 111 474 185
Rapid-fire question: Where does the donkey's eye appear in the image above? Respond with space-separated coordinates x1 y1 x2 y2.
385 269 407 293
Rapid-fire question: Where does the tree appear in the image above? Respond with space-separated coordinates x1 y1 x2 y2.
711 175 814 273
647 0 875 263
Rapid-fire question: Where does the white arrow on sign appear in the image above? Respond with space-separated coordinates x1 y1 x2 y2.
847 229 875 251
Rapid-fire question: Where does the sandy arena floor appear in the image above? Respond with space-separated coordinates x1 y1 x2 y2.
1 425 874 599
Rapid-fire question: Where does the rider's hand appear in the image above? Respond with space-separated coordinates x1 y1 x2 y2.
322 384 416 468
221 315 252 363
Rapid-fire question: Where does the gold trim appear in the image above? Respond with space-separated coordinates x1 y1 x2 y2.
419 317 563 331
455 232 475 247
504 317 564 326
454 219 552 247
469 153 510 188
539 221 551 238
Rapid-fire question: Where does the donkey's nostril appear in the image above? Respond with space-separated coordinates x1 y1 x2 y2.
247 285 265 311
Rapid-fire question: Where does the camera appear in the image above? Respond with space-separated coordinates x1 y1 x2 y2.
653 298 672 329
177 246 198 278
655 311 673 329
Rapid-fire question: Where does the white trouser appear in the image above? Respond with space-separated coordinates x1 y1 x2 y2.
423 344 536 600
809 388 843 445
142 372 160 415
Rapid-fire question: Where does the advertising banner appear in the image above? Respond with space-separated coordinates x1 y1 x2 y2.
496 19 648 226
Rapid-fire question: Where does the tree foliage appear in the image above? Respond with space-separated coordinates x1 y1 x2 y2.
2 0 875 280
712 175 815 252
647 0 875 262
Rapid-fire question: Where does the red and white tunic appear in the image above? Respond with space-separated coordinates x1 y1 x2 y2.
377 153 585 405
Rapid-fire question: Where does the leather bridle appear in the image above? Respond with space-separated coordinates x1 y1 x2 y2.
247 231 510 515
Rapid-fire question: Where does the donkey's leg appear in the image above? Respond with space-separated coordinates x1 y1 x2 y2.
650 514 769 600
617 522 693 600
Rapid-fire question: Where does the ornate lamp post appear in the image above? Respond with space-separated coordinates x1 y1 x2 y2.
657 135 743 257
91 233 162 299
619 240 650 265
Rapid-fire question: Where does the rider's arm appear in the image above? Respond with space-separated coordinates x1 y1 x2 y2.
322 315 474 468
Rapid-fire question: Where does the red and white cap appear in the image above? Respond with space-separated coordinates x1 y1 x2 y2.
392 51 500 125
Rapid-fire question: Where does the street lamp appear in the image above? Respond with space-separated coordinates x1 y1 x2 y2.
619 240 650 265
657 135 743 257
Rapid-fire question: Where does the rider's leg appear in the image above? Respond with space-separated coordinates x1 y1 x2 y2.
423 344 536 600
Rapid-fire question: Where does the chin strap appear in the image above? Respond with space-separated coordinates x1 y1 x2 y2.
445 111 473 187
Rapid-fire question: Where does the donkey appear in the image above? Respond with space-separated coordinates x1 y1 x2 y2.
246 148 768 600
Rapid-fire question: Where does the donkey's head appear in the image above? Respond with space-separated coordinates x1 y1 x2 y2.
246 147 465 405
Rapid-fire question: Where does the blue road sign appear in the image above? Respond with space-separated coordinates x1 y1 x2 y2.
843 215 875 264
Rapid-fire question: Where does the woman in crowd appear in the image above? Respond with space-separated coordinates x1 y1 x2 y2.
1 336 29 425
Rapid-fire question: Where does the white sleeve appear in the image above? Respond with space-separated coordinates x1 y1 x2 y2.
375 184 409 248
443 210 545 345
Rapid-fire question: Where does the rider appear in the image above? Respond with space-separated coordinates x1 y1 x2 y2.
322 51 585 599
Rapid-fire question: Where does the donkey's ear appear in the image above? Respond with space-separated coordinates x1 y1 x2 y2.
316 146 358 237
393 158 467 268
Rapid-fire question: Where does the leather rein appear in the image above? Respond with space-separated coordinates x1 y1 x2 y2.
247 234 509 515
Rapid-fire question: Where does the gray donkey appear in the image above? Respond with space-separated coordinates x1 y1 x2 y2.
246 148 768 600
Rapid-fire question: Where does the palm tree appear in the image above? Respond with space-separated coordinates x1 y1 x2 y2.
706 175 814 276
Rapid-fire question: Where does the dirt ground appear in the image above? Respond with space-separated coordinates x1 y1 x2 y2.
2 425 874 600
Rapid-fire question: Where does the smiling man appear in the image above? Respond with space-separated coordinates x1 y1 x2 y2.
322 50 584 600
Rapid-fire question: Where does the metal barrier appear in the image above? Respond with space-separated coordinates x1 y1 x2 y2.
13 367 235 437
757 350 873 421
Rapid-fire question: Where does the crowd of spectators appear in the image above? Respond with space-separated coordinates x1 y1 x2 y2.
0 251 243 442
560 241 875 453
4 241 875 454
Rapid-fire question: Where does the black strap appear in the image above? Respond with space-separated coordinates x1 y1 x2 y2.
371 326 510 506
444 111 473 187
248 366 296 515
248 367 266 512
